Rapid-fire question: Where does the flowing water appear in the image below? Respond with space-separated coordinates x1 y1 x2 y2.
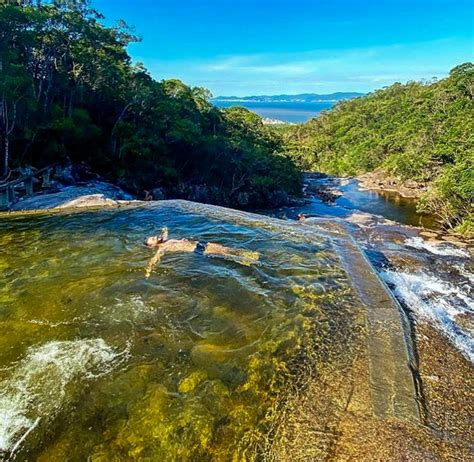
275 174 474 364
279 175 439 228
1 181 472 460
0 202 366 460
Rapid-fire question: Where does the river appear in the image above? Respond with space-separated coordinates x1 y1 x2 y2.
0 180 472 460
272 174 473 362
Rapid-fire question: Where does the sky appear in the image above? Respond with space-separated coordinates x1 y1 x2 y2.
92 0 474 96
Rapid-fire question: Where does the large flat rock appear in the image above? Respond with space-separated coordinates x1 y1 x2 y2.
10 182 134 211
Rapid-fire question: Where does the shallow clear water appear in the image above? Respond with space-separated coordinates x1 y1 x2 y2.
0 202 359 460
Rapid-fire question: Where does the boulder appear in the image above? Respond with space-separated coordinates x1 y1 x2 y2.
11 181 134 211
55 164 76 185
188 185 212 203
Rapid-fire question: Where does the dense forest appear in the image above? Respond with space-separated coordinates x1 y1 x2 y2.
1 2 472 232
0 0 300 208
283 64 474 233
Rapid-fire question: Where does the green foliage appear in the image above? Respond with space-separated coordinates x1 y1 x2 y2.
417 151 474 233
0 1 299 206
283 64 474 229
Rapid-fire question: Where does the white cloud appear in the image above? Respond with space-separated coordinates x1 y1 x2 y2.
140 38 472 95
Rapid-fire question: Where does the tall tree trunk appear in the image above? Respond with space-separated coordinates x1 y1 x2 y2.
1 95 17 180
111 102 132 157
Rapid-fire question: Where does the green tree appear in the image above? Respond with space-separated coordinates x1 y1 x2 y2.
282 63 474 231
0 0 300 206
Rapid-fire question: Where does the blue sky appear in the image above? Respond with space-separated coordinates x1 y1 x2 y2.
92 0 474 96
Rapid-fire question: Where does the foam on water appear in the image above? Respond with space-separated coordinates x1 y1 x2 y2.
381 270 474 362
405 237 469 258
99 295 157 327
113 295 155 320
455 263 474 285
0 339 122 455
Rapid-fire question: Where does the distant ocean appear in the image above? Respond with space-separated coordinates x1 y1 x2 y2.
212 101 335 123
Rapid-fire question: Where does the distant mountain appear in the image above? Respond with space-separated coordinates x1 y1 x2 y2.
212 92 365 103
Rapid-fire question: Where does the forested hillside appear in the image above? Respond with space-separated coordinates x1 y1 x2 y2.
283 64 474 232
0 1 300 207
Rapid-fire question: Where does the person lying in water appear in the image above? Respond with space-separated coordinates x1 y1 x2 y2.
144 227 260 278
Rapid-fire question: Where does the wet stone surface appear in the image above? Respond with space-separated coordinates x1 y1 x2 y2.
270 174 473 460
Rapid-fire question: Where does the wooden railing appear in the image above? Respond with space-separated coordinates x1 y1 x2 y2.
0 163 60 211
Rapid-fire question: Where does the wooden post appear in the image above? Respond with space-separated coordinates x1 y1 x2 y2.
24 177 34 197
0 188 8 210
42 168 52 188
7 185 15 204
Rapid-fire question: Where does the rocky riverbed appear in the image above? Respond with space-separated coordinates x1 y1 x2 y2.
357 169 428 198
2 200 420 460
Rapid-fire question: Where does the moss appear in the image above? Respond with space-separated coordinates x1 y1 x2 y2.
454 217 474 237
179 370 208 393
